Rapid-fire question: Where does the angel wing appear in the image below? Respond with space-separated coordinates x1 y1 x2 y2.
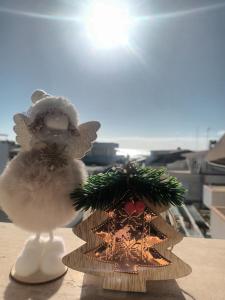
71 121 101 159
13 113 32 151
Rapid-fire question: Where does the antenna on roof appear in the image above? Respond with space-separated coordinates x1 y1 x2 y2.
206 127 211 150
195 127 199 151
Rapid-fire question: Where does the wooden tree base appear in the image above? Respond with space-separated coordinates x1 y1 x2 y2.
103 275 146 292
10 265 67 285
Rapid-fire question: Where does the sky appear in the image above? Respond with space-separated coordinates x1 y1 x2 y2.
0 0 225 153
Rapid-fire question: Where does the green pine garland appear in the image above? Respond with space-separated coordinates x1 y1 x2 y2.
71 164 186 211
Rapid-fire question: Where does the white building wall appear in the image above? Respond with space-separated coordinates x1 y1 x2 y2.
203 186 225 239
169 171 202 201
204 175 225 185
211 207 225 239
203 185 225 208
0 142 9 173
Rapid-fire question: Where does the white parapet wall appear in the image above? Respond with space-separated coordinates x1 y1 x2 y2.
169 171 202 202
203 185 225 208
211 206 225 239
0 142 10 173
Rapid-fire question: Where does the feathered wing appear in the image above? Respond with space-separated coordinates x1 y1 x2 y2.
72 121 101 159
13 113 32 151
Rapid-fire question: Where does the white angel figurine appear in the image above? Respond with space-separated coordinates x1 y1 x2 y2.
0 90 100 283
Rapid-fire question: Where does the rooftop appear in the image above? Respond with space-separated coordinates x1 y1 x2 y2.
205 185 225 192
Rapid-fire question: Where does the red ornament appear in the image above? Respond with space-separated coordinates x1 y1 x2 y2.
135 201 145 214
124 200 146 215
124 202 136 215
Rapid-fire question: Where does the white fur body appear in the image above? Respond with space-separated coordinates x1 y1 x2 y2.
0 90 100 280
0 151 87 233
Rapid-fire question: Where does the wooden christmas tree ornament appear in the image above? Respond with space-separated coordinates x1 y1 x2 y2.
63 164 192 293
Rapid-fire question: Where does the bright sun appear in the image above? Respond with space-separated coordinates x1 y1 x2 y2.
83 0 132 49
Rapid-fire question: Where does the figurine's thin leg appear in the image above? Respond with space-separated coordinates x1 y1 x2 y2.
14 232 43 277
39 230 66 276
35 233 41 242
49 231 54 241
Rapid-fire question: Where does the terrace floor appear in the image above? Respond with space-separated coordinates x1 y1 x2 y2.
0 223 225 300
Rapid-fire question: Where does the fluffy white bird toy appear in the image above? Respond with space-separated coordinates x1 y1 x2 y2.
0 90 100 283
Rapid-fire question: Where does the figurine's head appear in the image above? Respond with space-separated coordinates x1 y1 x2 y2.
28 90 79 145
14 90 100 158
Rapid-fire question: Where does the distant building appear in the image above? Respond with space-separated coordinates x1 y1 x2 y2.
146 149 192 167
209 140 217 149
211 206 225 239
203 185 225 239
206 134 225 166
82 142 119 166
0 140 19 173
168 134 225 203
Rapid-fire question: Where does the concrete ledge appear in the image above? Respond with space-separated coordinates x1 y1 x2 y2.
0 223 225 299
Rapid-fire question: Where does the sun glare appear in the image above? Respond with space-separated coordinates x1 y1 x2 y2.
83 0 132 49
